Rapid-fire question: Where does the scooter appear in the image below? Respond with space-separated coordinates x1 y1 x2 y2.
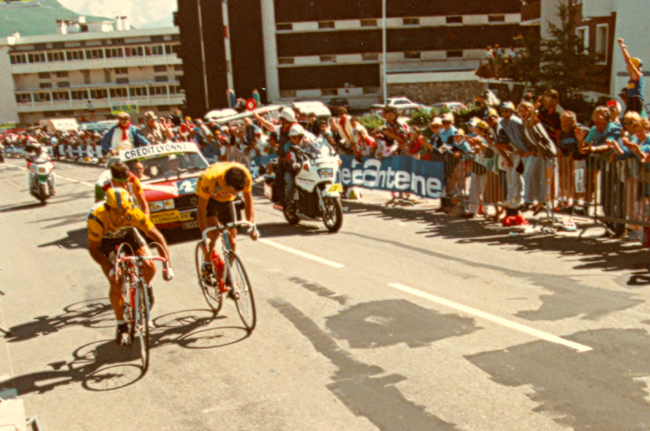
264 140 344 233
28 157 55 204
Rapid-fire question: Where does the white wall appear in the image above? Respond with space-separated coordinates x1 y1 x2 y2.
0 45 19 123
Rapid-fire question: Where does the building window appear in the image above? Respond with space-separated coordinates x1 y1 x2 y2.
595 24 608 62
125 46 144 57
169 85 183 95
38 72 51 79
10 54 27 64
40 83 52 88
320 55 336 63
116 77 130 84
66 50 84 61
47 51 65 62
318 21 335 29
106 47 123 58
149 45 165 56
110 88 128 98
150 86 168 96
33 92 51 102
361 19 377 27
85 49 104 59
446 50 463 58
15 94 31 103
446 16 463 24
153 65 167 72
28 53 46 63
404 51 421 59
576 26 589 54
174 75 183 82
403 18 420 26
155 75 169 82
164 44 180 55
114 67 128 75
488 15 506 23
173 64 183 71
90 89 107 99
276 23 292 31
52 91 70 101
363 87 379 95
362 53 378 61
131 87 148 97
71 90 89 100
54 71 69 78
281 90 297 98
57 81 70 88
278 57 294 65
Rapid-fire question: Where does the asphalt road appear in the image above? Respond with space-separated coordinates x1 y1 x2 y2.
1 160 650 431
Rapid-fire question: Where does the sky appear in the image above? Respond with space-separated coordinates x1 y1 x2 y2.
57 0 177 28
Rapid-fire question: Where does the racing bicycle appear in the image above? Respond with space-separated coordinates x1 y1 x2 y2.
114 242 170 373
195 221 257 331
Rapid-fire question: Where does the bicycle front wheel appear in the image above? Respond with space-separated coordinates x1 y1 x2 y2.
135 284 150 372
195 242 223 313
228 251 256 331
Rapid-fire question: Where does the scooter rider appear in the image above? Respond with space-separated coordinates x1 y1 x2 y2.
255 108 297 205
25 142 56 196
285 124 318 204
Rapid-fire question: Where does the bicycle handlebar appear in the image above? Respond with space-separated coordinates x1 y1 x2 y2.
114 255 174 281
201 221 256 244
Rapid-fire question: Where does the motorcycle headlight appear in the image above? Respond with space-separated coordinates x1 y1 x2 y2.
318 168 334 179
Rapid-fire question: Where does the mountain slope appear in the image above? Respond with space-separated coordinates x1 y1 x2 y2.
0 0 112 38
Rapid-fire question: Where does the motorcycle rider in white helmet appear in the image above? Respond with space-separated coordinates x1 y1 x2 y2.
285 124 319 204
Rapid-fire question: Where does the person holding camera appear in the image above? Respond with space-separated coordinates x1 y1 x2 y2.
141 111 173 145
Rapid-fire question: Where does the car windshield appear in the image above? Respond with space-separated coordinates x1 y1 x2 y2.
125 151 209 181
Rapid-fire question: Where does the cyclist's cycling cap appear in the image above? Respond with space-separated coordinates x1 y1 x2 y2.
105 187 133 210
288 124 305 137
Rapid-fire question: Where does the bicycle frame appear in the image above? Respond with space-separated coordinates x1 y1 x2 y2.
201 220 254 287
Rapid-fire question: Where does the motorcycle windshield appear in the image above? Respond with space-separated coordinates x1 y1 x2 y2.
304 139 336 160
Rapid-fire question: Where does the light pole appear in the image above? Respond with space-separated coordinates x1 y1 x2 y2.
382 0 387 105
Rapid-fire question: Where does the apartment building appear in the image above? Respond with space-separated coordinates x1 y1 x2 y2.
175 0 534 117
0 16 185 127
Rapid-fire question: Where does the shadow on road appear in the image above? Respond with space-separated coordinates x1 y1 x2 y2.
38 228 88 250
1 304 251 395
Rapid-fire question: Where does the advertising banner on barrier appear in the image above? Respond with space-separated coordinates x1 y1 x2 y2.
339 156 445 198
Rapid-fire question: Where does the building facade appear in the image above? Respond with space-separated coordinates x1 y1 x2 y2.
176 0 534 117
0 17 185 127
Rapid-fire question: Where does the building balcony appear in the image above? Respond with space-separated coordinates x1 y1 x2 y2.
10 55 181 75
521 1 541 25
15 94 185 113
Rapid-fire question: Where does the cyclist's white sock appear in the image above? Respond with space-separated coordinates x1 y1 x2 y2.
116 319 127 325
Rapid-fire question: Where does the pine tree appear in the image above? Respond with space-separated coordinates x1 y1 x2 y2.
537 1 603 96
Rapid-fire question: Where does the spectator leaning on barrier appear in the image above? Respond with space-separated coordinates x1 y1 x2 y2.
381 105 410 156
497 101 526 210
518 101 550 214
558 111 588 213
101 112 151 155
438 113 457 147
618 38 646 117
608 100 622 125
141 111 173 145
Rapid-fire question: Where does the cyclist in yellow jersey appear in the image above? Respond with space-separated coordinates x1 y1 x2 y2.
87 188 174 345
196 162 258 269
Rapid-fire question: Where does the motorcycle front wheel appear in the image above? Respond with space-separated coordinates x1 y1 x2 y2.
322 197 343 233
39 182 48 205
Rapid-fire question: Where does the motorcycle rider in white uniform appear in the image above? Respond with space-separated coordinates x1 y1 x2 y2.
25 142 56 196
285 124 319 204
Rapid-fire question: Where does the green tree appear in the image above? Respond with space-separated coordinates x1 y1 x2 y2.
537 1 602 96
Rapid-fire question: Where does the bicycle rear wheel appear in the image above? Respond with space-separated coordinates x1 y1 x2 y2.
228 251 256 331
135 283 150 372
194 242 223 313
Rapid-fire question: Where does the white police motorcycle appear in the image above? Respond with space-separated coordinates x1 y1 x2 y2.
264 135 344 233
28 151 55 204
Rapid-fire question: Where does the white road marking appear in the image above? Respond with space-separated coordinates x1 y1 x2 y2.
388 283 592 353
258 238 344 268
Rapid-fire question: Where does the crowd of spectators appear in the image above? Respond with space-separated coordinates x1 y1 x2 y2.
2 39 648 239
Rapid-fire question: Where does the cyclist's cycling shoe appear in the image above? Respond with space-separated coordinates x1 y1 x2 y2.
116 323 131 346
201 262 217 287
147 285 155 310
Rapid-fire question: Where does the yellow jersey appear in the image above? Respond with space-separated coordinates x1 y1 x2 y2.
87 203 154 242
196 162 252 202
